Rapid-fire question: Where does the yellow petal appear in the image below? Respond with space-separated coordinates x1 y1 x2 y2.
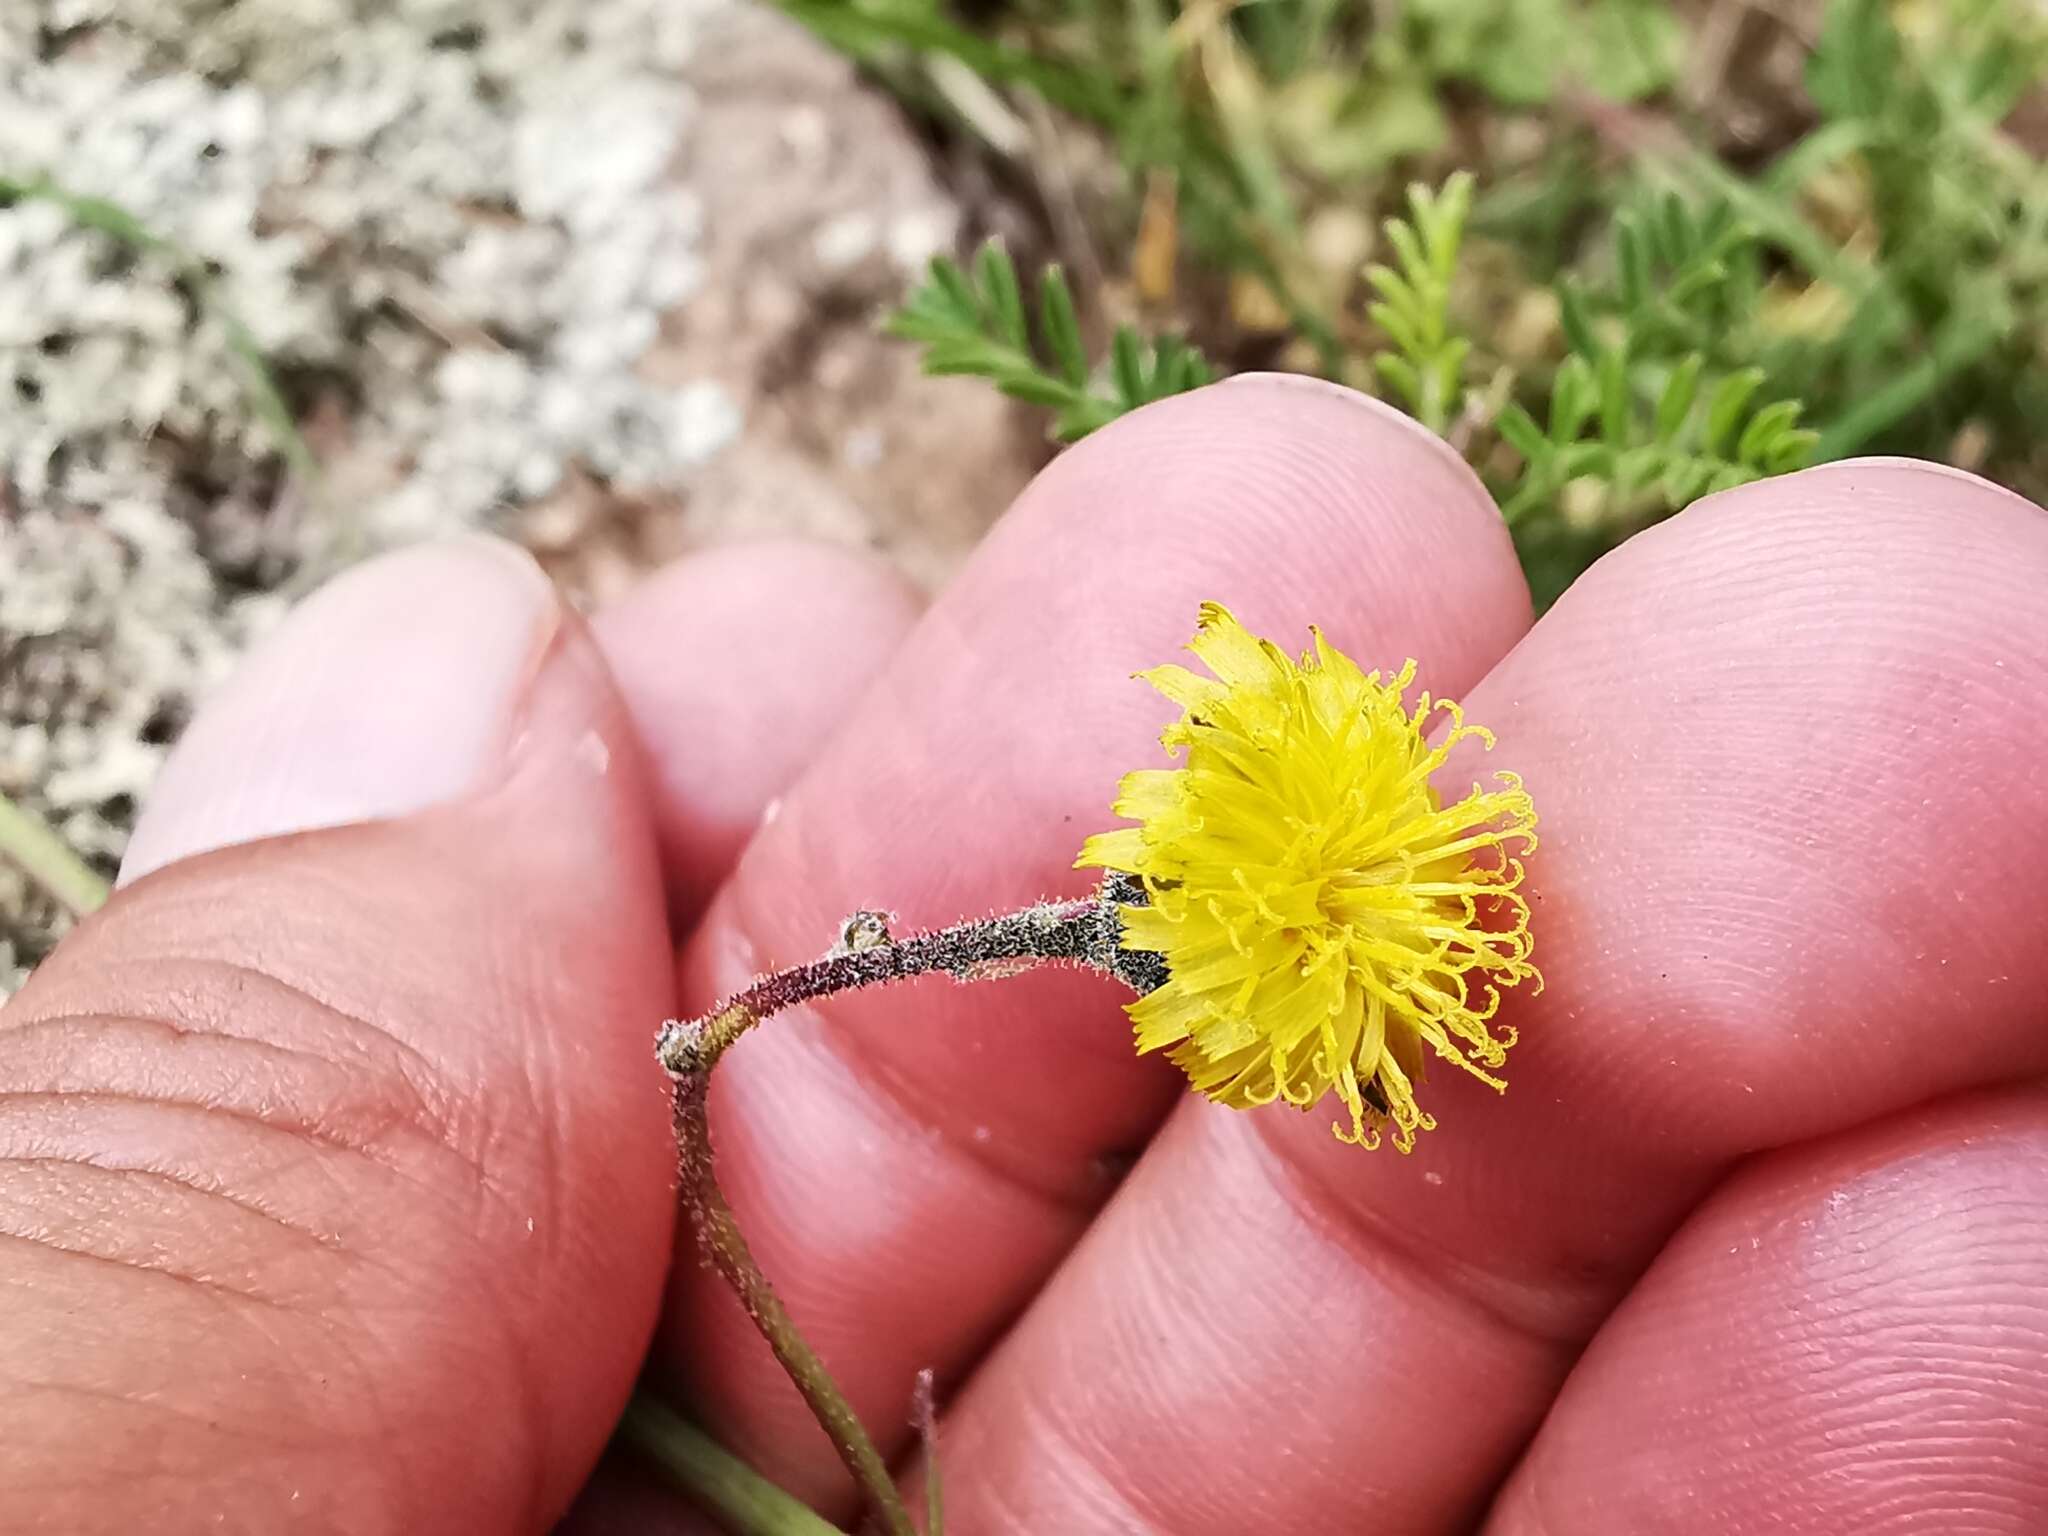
1076 601 1539 1153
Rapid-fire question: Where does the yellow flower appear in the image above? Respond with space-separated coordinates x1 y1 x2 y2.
1077 603 1538 1152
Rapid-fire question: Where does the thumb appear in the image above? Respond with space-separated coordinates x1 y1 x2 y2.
0 539 676 1532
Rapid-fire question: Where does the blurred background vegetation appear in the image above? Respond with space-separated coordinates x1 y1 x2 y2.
807 0 2048 605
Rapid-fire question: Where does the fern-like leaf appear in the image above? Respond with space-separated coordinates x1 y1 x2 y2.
1499 191 1816 533
1364 171 1474 433
890 241 1215 443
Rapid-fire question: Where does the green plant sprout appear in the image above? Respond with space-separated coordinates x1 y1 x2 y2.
890 242 1215 441
817 0 2045 607
1365 171 1474 435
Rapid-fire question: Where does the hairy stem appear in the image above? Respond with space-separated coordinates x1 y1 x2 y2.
913 1368 943 1536
621 1392 845 1536
657 893 1158 1079
655 891 1157 1535
0 791 111 918
671 1064 914 1536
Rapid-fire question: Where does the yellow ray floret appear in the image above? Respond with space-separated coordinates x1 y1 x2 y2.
1077 603 1539 1152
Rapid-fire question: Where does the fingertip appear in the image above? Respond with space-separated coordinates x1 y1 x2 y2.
1693 454 2046 518
1601 454 2048 600
1487 1089 2048 1536
1464 446 2048 1155
653 377 1538 1513
6 571 678 1528
593 539 923 916
121 534 563 886
1008 378 1529 679
1220 370 1495 488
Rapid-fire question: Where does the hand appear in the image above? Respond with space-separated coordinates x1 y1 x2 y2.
6 378 2046 1535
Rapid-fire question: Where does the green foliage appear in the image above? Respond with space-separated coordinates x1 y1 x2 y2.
1496 354 1816 593
890 241 1214 441
1393 0 1682 107
1492 192 1817 599
797 0 2048 605
1763 0 2048 464
1365 172 1473 434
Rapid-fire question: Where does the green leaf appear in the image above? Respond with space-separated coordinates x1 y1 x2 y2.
1654 354 1705 442
1596 346 1629 444
1039 268 1088 387
1702 368 1766 456
931 256 979 321
1053 399 1117 442
1110 327 1147 409
1735 398 1806 466
1375 353 1423 406
889 237 1214 445
1496 403 1550 463
1384 219 1430 288
1661 456 1717 507
1364 171 1475 430
1767 429 1822 474
995 370 1087 409
1807 0 1901 122
976 242 1030 352
1559 441 1617 479
1550 355 1597 443
1558 280 1599 359
1617 217 1650 311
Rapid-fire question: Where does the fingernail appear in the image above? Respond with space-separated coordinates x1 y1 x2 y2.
121 536 561 884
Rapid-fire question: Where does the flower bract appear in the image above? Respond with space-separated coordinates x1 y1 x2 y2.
1077 603 1539 1151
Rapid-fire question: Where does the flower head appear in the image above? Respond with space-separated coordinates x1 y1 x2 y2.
1077 603 1538 1152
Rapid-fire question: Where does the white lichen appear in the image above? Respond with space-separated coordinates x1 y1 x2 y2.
1 0 745 990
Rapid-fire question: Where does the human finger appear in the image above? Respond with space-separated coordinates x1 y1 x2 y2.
1 540 676 1530
659 377 1533 1513
591 539 923 921
1486 1087 2048 1535
928 460 2048 1533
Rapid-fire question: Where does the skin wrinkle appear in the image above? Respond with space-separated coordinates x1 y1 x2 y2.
1 1003 432 1096
802 991 1098 1214
0 987 578 1530
1485 1096 2048 1535
2 960 552 1265
0 1368 410 1533
1 996 450 1172
56 949 447 1087
64 861 541 1179
0 1227 301 1311
0 1371 343 1459
0 1152 343 1251
450 918 584 1534
0 1090 434 1303
1245 1106 1593 1349
991 1390 1177 1536
0 1086 421 1166
467 929 571 1265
